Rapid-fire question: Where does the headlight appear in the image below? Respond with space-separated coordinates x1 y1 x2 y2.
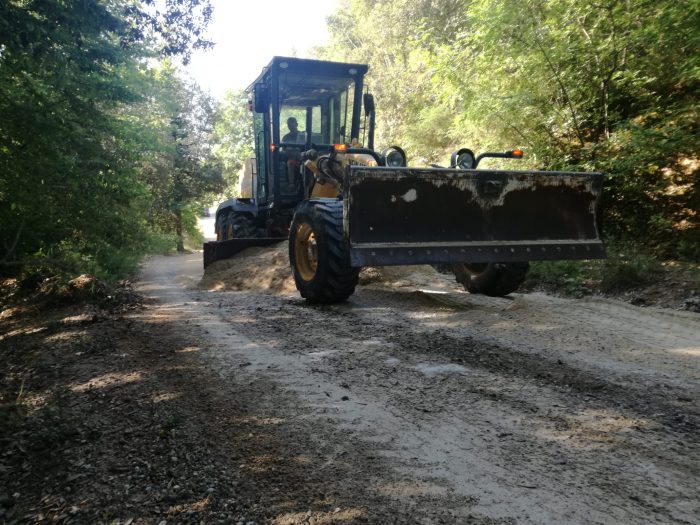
451 148 476 169
382 146 406 167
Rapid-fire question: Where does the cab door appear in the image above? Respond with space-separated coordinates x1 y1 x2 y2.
253 111 268 203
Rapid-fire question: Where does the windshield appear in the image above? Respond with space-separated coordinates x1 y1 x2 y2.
277 72 356 145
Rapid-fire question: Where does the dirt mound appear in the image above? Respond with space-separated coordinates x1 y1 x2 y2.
360 265 461 291
199 243 296 293
200 242 462 294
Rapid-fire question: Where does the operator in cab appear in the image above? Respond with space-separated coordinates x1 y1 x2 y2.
281 117 305 191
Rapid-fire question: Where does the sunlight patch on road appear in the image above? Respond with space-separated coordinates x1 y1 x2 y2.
536 408 651 450
70 371 144 392
231 415 286 425
376 480 449 497
42 329 87 343
176 345 201 353
206 280 226 291
246 454 276 473
0 326 48 342
152 391 181 403
669 347 700 357
166 496 211 518
413 363 468 377
177 273 201 289
524 322 560 331
306 350 337 359
14 391 52 414
273 508 364 524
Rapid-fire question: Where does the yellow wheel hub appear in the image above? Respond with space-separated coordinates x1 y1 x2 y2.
294 222 318 281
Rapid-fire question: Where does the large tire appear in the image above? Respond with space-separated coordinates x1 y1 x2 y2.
452 262 529 296
232 214 256 238
289 199 360 303
216 212 229 241
225 212 235 240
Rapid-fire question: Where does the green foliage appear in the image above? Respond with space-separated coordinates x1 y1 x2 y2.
525 241 662 295
597 243 662 293
319 0 700 260
584 111 700 259
1 0 147 276
0 0 219 277
526 260 590 297
122 0 215 64
212 90 255 193
138 63 225 252
317 0 455 162
180 203 205 250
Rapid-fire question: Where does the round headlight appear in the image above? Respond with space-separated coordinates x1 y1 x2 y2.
451 148 476 169
382 146 407 167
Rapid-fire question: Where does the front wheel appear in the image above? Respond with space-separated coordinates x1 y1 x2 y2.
452 262 529 296
289 199 360 303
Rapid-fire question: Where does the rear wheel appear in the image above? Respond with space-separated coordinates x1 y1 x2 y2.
216 212 229 241
226 214 235 240
232 214 256 238
289 199 360 303
452 262 529 296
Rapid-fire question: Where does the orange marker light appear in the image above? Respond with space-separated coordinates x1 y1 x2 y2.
512 148 524 158
270 143 276 152
333 143 348 152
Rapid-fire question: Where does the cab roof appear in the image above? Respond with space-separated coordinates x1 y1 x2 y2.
247 56 369 91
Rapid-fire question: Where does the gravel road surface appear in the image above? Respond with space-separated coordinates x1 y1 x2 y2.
132 251 700 524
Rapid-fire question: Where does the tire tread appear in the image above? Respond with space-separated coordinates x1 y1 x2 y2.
289 199 359 303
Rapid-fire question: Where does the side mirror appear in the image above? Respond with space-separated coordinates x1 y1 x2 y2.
363 93 375 115
254 84 268 113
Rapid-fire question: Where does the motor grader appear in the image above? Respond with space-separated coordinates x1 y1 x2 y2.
205 57 604 302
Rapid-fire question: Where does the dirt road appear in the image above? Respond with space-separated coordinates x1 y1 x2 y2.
131 250 700 524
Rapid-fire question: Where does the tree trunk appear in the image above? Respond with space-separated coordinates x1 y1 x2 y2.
175 208 185 252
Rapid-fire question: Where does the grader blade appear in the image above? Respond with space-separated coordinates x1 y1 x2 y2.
344 166 604 267
203 237 287 269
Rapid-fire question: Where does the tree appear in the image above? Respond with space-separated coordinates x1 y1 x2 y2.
318 0 700 258
0 0 217 275
119 0 214 64
212 90 255 193
138 64 224 252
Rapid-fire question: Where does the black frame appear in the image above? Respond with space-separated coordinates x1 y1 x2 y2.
250 57 368 209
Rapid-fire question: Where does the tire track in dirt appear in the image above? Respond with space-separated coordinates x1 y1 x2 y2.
143 253 699 524
196 284 698 524
140 255 505 523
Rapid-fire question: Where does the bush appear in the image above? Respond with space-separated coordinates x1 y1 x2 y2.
580 111 699 261
596 245 661 293
524 241 663 296
525 260 590 297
